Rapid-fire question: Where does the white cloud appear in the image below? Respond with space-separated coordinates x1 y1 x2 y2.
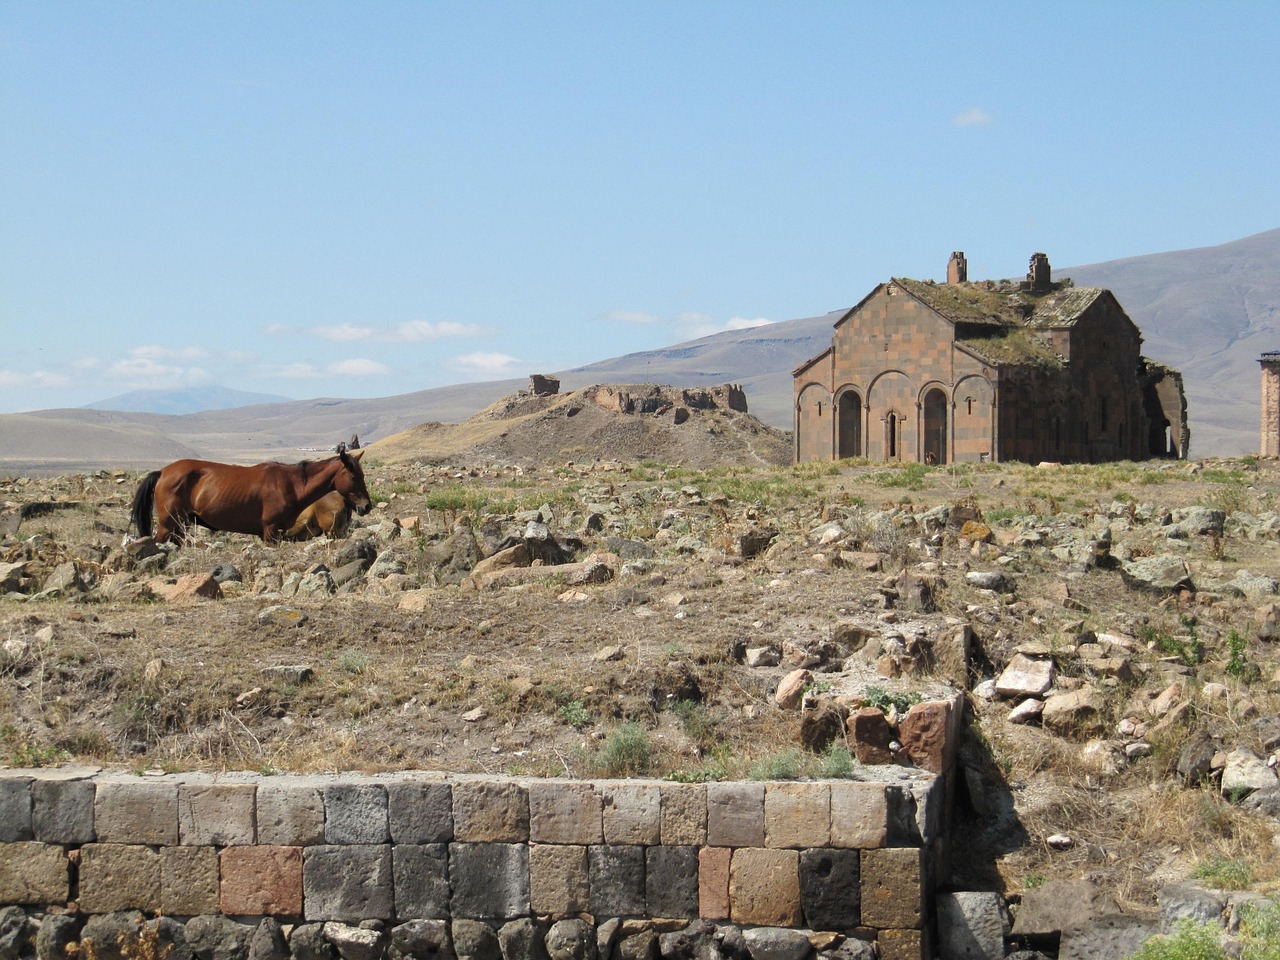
607 309 663 325
391 320 481 341
284 320 482 343
0 369 72 388
129 344 208 361
953 107 993 128
675 313 774 340
312 323 375 342
70 356 102 370
329 358 389 376
106 357 215 387
275 363 323 379
449 352 521 376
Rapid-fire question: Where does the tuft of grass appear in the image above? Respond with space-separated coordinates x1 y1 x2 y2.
748 747 807 781
1129 919 1225 960
1190 856 1251 890
337 648 370 676
589 722 652 776
811 740 857 779
862 686 922 714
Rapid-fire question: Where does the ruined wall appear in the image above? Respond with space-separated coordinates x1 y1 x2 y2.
1260 356 1280 457
1 766 950 960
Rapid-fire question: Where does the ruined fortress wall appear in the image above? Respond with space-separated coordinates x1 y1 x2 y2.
0 767 947 958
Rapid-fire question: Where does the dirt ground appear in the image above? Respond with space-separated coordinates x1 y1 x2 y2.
3 420 1280 908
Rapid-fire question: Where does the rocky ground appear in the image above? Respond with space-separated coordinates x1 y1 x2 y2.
3 424 1280 950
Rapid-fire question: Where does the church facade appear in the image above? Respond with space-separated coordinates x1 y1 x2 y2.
792 252 1188 465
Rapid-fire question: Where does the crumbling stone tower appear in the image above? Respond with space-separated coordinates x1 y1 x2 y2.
946 251 967 284
1260 352 1280 456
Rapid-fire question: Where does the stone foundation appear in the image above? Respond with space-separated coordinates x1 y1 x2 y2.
0 768 945 959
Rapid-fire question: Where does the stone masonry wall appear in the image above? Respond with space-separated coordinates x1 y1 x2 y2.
0 769 944 959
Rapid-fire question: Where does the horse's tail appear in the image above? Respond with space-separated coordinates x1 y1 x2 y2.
131 471 161 537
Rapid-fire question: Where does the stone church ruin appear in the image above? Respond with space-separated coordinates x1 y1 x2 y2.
793 252 1188 465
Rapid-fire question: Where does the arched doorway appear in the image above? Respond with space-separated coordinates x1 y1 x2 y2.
923 388 948 465
837 390 862 458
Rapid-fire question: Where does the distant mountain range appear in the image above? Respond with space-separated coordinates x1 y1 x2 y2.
83 386 293 416
1 228 1276 472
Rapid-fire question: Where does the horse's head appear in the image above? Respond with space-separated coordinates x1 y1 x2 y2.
333 445 373 516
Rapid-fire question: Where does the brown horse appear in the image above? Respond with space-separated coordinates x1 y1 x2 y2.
283 490 352 540
131 444 372 544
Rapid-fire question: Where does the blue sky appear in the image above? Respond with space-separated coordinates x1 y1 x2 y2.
3 2 1278 413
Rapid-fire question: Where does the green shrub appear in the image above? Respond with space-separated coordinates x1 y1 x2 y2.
1191 856 1251 890
748 747 806 781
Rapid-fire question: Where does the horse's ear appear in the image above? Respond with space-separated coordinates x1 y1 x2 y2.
351 448 365 461
335 441 347 455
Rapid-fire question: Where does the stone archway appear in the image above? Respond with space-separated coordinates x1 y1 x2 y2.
837 390 862 458
923 388 948 465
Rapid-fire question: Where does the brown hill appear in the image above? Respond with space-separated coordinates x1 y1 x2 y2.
368 382 792 469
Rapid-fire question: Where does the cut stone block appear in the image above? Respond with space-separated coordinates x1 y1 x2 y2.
599 782 660 845
324 783 389 844
393 843 450 920
589 844 646 918
706 782 764 847
799 848 860 931
222 844 303 917
178 782 256 846
765 783 830 849
449 842 530 921
698 847 731 921
303 844 393 921
33 778 96 844
452 779 529 843
388 780 453 843
256 781 326 846
0 841 69 905
659 782 706 845
530 843 589 916
161 845 220 916
645 845 698 919
861 847 924 929
79 843 162 913
529 781 603 844
729 847 801 926
0 778 32 841
830 781 889 849
95 780 179 845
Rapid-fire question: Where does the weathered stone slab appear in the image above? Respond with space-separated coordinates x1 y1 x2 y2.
452 780 529 843
1058 915 1159 960
0 841 69 905
936 891 1008 960
706 782 764 847
645 845 698 919
530 843 589 916
95 780 178 845
0 779 32 842
659 783 706 845
599 782 660 845
303 844 393 921
529 781 603 844
860 847 923 929
393 843 450 920
764 783 829 849
729 847 801 926
256 780 326 846
388 780 453 843
324 783 389 844
178 781 256 846
449 842 530 920
79 843 162 912
830 781 889 848
589 844 646 918
876 928 926 960
33 778 96 844
799 848 859 930
698 847 731 921
161 845 220 916
221 844 303 917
